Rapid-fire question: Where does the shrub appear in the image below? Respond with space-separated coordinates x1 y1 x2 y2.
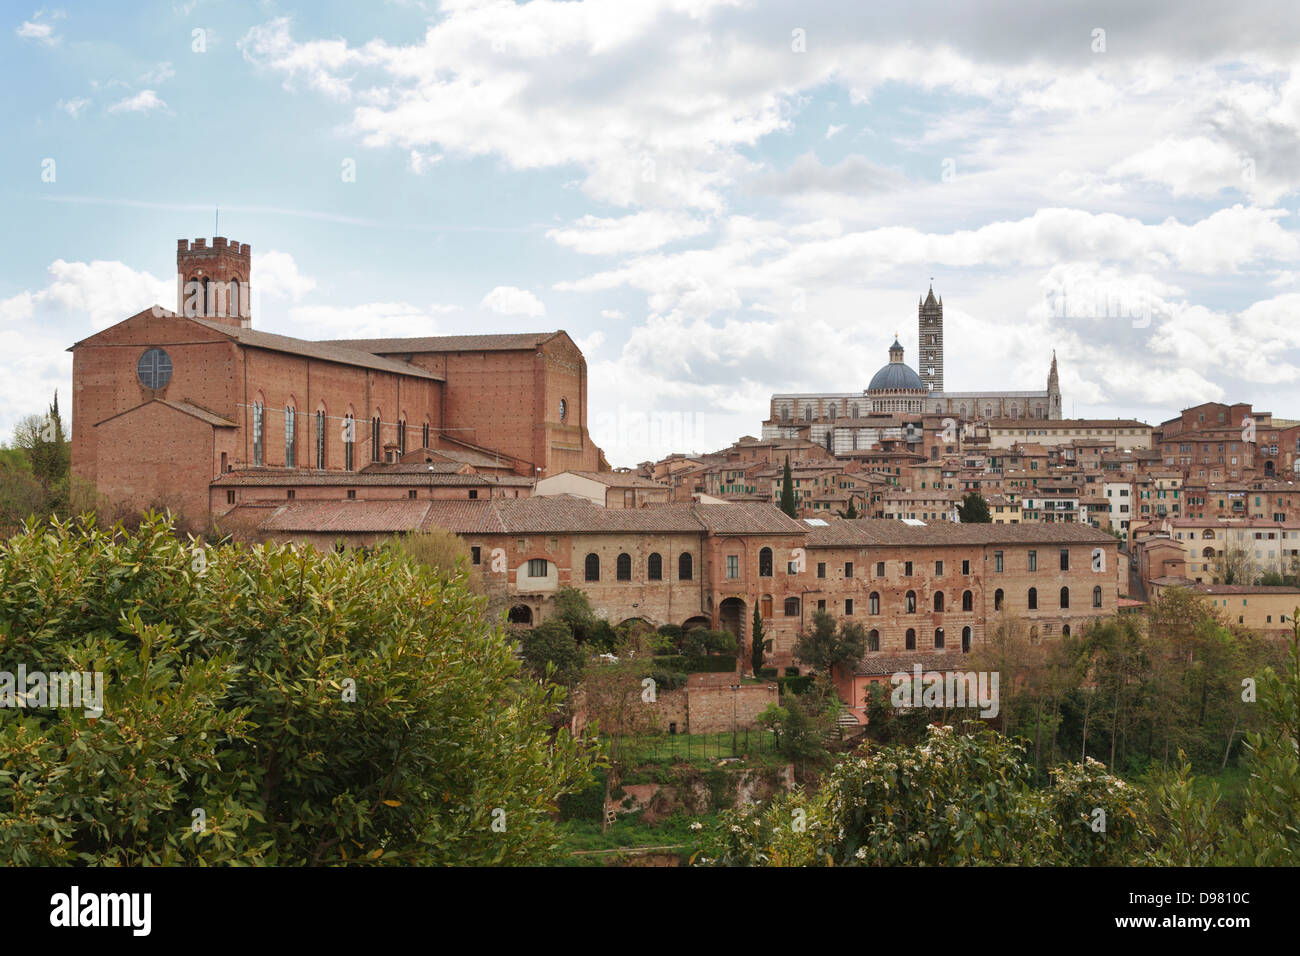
520 620 586 686
0 513 596 866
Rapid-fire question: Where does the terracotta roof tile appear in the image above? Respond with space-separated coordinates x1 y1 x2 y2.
189 318 444 380
326 332 558 353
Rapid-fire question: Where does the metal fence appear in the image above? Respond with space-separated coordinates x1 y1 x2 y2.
612 728 780 764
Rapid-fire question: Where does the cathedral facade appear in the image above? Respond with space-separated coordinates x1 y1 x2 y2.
763 287 1062 446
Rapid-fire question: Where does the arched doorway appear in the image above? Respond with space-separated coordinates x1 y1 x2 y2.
507 604 533 625
682 615 711 631
719 597 746 644
1265 460 1275 477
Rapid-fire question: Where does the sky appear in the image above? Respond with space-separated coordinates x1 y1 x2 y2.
4 0 1300 467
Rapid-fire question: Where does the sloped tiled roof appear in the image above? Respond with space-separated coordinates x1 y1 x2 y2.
558 471 668 489
326 332 558 353
188 318 444 380
803 517 1115 548
258 499 433 533
162 400 238 427
692 502 807 535
213 468 532 487
849 652 975 677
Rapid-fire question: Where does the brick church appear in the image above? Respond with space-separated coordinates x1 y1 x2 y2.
69 237 608 527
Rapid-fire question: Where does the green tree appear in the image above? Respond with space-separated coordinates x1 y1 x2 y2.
0 513 595 866
394 526 480 592
792 609 866 674
520 619 587 686
956 490 991 523
551 586 599 643
1227 629 1300 865
751 605 766 675
699 723 1152 866
779 456 797 518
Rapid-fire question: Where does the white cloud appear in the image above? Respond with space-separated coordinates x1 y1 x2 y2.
252 250 317 306
407 149 442 174
546 211 710 255
107 90 167 114
826 123 845 138
56 97 90 118
481 285 546 317
0 256 170 442
16 10 62 46
137 62 176 85
283 302 449 340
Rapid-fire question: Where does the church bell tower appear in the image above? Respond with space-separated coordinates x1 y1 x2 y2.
918 285 943 393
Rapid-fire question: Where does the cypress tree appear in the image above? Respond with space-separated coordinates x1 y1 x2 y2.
780 456 797 517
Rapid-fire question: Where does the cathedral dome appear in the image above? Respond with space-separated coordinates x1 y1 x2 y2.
868 338 926 392
867 362 925 392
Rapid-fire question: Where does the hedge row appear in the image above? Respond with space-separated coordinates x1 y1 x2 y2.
651 654 740 674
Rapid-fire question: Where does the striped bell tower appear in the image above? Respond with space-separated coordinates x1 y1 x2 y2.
918 283 943 393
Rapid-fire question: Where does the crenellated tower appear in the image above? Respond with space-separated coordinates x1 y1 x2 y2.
176 237 251 328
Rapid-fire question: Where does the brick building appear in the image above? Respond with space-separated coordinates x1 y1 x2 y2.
69 237 606 527
248 496 1119 674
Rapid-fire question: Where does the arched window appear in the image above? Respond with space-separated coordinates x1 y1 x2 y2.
252 400 264 467
397 416 407 456
933 591 944 612
994 588 1004 611
1060 586 1070 609
868 629 879 652
371 414 382 462
285 404 296 468
961 626 972 653
784 597 800 616
759 547 773 577
869 592 880 615
905 590 916 613
1202 547 1215 558
1093 586 1103 608
648 553 663 580
962 589 973 611
934 627 944 649
585 553 600 582
1062 624 1071 637
315 407 327 469
229 278 243 318
678 553 693 580
422 421 430 449
1028 587 1038 610
616 553 632 581
343 412 356 471
558 398 567 422
905 628 916 650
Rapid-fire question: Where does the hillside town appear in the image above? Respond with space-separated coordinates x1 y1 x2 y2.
62 240 1300 732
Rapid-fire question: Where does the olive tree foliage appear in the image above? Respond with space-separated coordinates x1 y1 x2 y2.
697 724 1153 866
0 513 596 866
393 528 482 594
